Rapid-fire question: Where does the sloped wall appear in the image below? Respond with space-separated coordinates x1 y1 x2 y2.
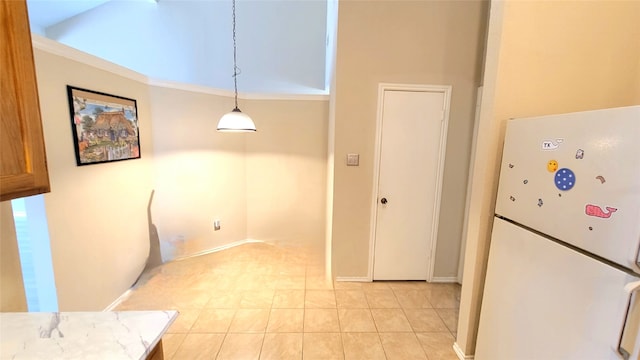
34 48 154 311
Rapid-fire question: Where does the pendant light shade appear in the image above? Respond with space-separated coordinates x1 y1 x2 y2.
217 0 256 132
217 108 256 132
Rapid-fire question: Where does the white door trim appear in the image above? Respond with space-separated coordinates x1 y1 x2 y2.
368 83 452 281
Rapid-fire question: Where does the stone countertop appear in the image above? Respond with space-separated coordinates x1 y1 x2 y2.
0 311 178 360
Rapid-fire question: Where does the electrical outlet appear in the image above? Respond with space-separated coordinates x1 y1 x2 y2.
214 219 221 231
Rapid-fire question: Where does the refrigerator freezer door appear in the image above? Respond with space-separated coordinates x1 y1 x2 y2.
476 218 638 360
495 106 640 272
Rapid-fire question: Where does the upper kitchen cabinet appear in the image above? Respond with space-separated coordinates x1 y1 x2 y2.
0 0 50 201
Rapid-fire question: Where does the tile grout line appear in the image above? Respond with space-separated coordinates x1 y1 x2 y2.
332 287 348 360
392 285 429 360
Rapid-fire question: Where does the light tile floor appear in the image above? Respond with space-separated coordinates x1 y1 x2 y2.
115 242 461 360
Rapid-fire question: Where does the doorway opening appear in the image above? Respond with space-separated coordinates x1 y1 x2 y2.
11 195 58 311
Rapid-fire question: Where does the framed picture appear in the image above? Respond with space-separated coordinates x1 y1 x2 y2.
66 86 141 166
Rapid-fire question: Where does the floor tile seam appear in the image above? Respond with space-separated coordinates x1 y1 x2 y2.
165 333 187 360
374 329 417 333
257 328 269 360
432 306 460 310
399 303 428 334
334 291 343 335
303 305 338 309
391 287 436 309
218 332 266 360
388 285 409 314
368 305 402 309
176 308 202 334
336 304 372 309
362 288 374 309
381 330 429 360
339 320 348 360
368 304 384 336
377 330 392 360
433 308 457 335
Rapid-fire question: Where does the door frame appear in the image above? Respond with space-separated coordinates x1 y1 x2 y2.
368 83 452 281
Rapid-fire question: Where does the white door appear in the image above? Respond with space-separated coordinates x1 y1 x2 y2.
372 86 449 280
476 217 640 360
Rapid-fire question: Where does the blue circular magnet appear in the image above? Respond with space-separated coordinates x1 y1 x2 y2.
554 168 576 191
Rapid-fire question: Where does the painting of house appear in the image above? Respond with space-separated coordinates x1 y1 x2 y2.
68 87 140 165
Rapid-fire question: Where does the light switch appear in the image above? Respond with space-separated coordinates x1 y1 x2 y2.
347 153 359 166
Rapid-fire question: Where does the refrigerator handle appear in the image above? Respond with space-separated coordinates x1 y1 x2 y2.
618 281 640 360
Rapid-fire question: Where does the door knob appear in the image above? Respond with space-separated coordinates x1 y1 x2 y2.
380 198 388 204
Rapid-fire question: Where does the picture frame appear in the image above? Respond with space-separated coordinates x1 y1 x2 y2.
66 86 141 166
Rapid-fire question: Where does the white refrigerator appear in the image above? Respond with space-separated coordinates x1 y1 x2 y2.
475 106 640 360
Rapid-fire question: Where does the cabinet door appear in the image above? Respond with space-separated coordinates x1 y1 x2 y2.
0 0 49 201
0 0 50 201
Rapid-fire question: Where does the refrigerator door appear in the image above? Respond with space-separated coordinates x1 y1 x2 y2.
476 218 639 360
495 106 640 272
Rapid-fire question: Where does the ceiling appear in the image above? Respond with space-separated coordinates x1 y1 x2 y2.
25 0 329 94
26 0 113 31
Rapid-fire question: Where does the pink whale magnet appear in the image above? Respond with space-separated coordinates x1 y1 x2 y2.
585 204 618 219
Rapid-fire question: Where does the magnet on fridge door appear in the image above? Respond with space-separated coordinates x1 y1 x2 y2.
575 149 584 159
510 196 516 202
508 163 514 169
537 199 543 207
554 168 575 191
523 180 529 184
541 139 564 150
596 175 606 184
547 160 558 172
585 204 618 219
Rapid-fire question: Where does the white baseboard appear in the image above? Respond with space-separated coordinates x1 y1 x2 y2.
174 239 264 261
335 276 371 282
336 276 461 283
453 342 474 360
431 276 459 283
103 289 132 311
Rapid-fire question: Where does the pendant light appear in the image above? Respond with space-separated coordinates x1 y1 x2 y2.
217 0 256 132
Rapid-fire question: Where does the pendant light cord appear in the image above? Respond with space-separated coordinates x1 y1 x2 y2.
232 0 239 110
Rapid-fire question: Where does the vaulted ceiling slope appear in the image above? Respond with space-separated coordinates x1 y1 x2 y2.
27 0 329 95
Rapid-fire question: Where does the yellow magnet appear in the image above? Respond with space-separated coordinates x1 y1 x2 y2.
547 160 558 172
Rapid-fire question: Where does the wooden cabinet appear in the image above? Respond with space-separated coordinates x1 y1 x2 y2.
0 0 50 201
147 340 165 360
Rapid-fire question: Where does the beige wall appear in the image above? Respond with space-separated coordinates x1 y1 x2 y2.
0 202 28 311
245 100 328 251
33 49 154 311
457 0 640 355
149 86 247 258
150 87 329 258
331 0 488 278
